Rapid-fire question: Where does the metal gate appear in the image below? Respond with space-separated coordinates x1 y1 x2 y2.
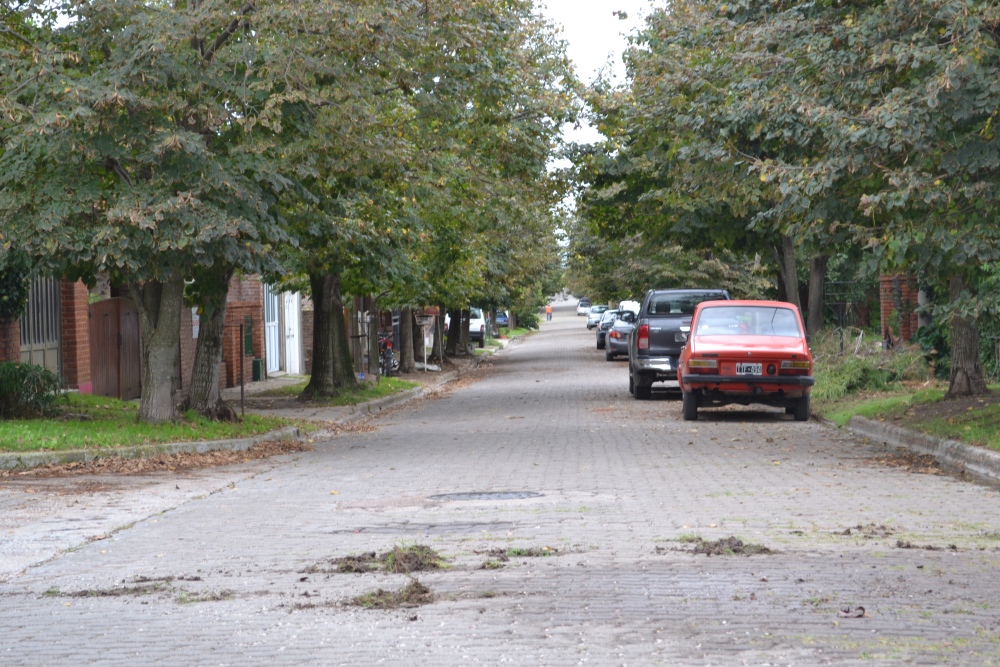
88 298 141 400
263 284 281 373
20 278 61 373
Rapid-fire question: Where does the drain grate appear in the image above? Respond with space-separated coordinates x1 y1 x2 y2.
429 491 542 501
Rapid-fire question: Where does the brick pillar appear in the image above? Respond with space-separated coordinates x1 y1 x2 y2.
879 274 919 345
0 316 19 362
60 280 92 392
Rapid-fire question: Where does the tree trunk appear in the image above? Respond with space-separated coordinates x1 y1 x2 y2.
130 278 184 423
445 307 462 356
780 235 801 310
329 274 357 390
806 255 827 337
412 312 423 361
946 274 988 399
369 299 382 379
399 306 415 374
180 267 235 421
304 273 335 398
304 271 357 398
460 308 471 354
431 303 445 362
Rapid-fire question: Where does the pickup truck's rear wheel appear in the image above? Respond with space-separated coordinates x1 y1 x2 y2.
633 373 652 400
628 371 634 395
682 391 698 421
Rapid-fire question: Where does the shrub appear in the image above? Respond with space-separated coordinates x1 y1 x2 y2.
512 310 539 330
0 362 65 419
811 329 931 401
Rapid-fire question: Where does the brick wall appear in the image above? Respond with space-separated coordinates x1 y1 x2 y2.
879 274 919 344
222 302 261 388
0 317 19 362
60 280 91 392
227 275 264 304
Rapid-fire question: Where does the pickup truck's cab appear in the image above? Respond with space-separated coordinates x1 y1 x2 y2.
628 288 731 399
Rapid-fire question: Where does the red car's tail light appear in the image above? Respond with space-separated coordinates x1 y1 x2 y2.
779 359 811 376
637 324 649 350
687 358 717 374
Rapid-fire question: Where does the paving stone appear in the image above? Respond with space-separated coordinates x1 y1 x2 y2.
2 303 1000 665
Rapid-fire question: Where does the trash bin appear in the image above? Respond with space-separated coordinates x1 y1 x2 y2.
252 358 263 382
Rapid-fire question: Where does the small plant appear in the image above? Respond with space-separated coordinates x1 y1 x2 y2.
0 361 65 419
350 579 433 609
685 536 774 556
381 544 446 574
309 545 447 575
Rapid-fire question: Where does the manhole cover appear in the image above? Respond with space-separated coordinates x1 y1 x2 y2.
429 491 542 501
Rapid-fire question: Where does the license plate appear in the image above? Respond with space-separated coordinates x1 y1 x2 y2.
736 363 762 375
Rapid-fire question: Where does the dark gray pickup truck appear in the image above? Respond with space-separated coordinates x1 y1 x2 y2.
628 288 730 399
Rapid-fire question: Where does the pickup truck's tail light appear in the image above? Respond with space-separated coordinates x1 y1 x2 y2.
687 358 718 374
779 359 811 376
637 324 649 350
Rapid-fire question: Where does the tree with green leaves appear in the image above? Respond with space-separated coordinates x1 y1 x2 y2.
1 1 300 422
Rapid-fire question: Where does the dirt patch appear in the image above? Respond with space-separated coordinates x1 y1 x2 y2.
838 523 895 538
0 440 311 479
890 390 1000 425
896 540 959 551
349 579 434 609
868 450 942 475
306 545 446 575
475 546 559 569
684 536 774 556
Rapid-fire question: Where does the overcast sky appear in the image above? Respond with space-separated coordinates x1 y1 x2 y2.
537 0 653 145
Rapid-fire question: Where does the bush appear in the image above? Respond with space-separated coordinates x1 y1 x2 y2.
811 329 931 401
512 310 539 330
0 362 65 419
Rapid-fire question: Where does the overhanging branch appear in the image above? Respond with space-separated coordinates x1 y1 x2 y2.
203 2 255 64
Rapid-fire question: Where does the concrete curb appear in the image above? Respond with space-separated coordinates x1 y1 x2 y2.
846 415 1000 484
0 425 303 472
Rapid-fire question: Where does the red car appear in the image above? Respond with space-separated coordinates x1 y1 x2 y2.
677 300 814 421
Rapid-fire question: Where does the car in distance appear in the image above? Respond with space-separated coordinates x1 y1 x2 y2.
677 300 814 421
495 310 509 328
595 309 619 349
628 288 731 399
605 309 636 360
586 305 609 329
576 297 592 316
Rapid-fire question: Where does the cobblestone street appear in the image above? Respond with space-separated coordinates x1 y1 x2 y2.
3 301 1000 666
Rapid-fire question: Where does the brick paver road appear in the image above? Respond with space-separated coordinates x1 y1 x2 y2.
3 301 1000 666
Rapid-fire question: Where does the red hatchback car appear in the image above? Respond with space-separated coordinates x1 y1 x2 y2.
677 300 814 421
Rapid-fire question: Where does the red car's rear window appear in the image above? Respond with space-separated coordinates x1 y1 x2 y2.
694 306 802 337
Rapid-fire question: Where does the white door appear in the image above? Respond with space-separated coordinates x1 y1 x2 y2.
264 285 281 373
283 292 301 375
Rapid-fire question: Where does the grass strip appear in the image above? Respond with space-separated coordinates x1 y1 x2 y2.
254 376 418 405
0 393 293 453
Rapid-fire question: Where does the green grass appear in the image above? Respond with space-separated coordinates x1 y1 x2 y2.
919 400 1000 450
504 327 531 338
254 376 419 406
814 380 1000 450
0 393 294 453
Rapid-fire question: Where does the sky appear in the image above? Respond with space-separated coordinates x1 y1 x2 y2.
536 0 654 145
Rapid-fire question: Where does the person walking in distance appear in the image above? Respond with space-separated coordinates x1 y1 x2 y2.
545 303 552 321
